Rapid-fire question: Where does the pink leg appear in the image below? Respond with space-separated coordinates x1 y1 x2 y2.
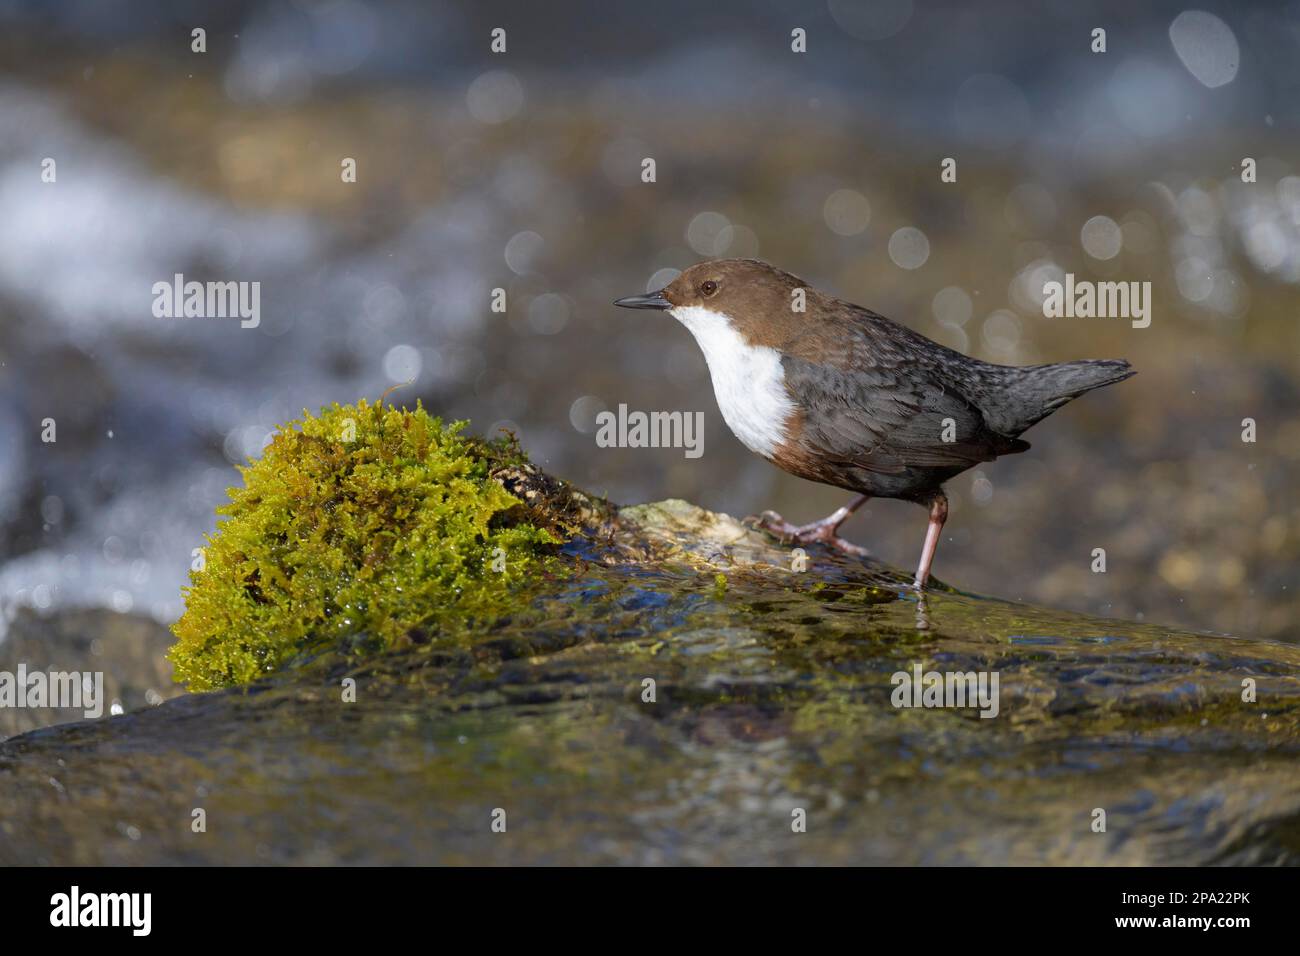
751 494 871 557
913 493 948 589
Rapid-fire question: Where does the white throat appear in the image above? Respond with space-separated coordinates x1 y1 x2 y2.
669 305 795 458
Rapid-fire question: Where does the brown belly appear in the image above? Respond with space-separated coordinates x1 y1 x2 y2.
769 435 962 503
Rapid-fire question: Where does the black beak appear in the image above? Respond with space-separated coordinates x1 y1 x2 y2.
613 290 672 310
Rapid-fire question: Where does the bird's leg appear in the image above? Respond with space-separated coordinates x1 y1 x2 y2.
751 494 871 557
913 493 949 589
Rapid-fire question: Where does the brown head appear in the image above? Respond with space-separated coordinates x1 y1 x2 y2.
614 258 826 350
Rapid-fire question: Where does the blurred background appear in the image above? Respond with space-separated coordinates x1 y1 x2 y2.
0 0 1296 643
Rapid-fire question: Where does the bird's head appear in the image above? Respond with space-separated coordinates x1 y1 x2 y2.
614 258 812 347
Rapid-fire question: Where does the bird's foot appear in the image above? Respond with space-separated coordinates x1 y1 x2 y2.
747 510 870 557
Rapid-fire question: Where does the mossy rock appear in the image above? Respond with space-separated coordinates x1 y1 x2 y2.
168 399 567 691
5 463 1300 864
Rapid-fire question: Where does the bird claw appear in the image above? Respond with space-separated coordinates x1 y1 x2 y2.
746 510 802 538
747 510 870 557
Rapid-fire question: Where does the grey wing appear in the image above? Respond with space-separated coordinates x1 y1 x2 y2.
781 348 1022 476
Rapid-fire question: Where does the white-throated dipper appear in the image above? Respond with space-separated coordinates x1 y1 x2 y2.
614 258 1134 588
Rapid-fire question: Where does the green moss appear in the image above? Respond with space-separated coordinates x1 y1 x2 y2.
169 399 559 691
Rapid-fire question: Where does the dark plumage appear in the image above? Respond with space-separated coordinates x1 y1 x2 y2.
774 306 1133 501
614 258 1135 587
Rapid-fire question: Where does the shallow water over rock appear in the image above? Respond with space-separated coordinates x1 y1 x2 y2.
2 500 1298 865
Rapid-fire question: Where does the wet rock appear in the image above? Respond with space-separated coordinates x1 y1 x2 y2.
1 495 1298 865
0 607 178 740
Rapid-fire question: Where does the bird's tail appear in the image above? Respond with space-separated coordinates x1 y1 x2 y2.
991 359 1134 436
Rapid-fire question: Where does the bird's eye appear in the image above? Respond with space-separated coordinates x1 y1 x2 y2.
700 280 718 297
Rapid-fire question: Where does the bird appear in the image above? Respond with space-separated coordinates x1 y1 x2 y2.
614 258 1134 589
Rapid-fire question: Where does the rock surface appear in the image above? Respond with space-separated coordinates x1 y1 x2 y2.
1 500 1298 865
0 608 178 740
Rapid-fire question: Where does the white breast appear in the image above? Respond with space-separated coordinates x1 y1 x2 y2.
670 305 795 458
